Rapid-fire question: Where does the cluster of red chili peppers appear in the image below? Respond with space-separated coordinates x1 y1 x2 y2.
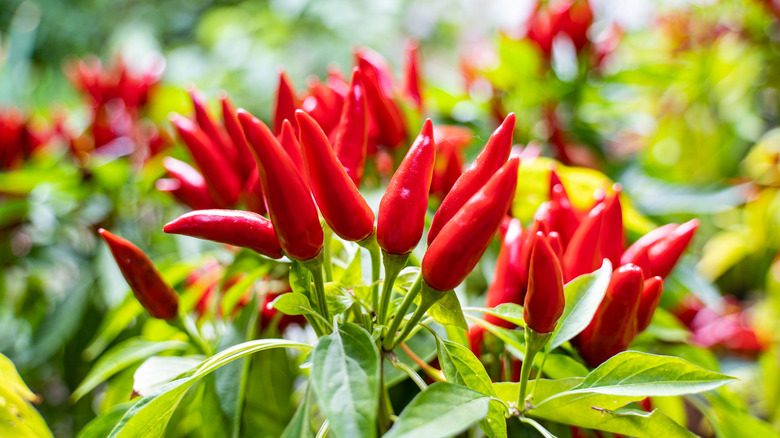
0 108 50 170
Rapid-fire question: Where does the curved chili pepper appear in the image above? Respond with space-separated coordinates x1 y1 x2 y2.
160 157 218 210
238 109 323 261
403 39 423 111
484 218 524 328
302 76 342 134
377 120 436 255
279 119 306 179
548 172 580 245
189 88 240 174
547 231 564 261
577 264 643 367
163 209 283 259
358 57 406 149
428 113 515 245
562 203 604 281
295 110 375 242
524 231 565 334
599 188 624 269
98 229 179 320
422 158 519 291
273 70 300 135
636 276 663 332
332 68 368 186
620 223 676 267
242 167 267 215
219 92 257 179
647 219 699 278
170 113 242 207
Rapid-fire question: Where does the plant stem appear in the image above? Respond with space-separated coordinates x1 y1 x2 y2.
382 275 422 351
400 343 445 382
517 328 552 411
377 359 393 434
530 349 549 397
171 314 211 356
358 233 382 318
387 353 427 390
392 282 445 349
322 226 334 282
377 251 408 326
302 254 330 327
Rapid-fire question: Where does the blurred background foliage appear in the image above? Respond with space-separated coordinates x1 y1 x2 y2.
5 0 780 436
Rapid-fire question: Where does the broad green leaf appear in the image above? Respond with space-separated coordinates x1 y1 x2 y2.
311 323 379 438
384 383 491 438
83 294 143 360
289 260 311 297
427 290 468 330
551 351 736 399
324 283 355 315
242 347 297 437
272 293 316 316
132 356 201 397
337 245 362 287
464 303 525 327
76 403 133 438
107 339 312 437
73 338 189 401
436 339 506 438
281 386 314 438
548 259 612 350
0 354 52 438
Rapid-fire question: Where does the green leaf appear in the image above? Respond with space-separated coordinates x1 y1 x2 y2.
702 391 780 438
83 294 143 361
272 293 316 316
384 383 491 438
385 329 438 387
519 417 557 438
548 259 612 350
132 356 201 397
0 354 52 438
107 339 312 437
221 266 270 316
324 283 356 315
72 338 189 401
551 351 736 399
427 290 468 330
242 347 297 437
436 339 506 438
289 260 311 297
281 386 314 438
76 403 133 438
337 245 362 287
311 322 379 438
465 303 525 327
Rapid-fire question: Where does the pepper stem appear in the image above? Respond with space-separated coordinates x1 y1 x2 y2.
322 226 334 282
517 327 553 411
302 253 331 326
382 274 422 351
392 281 445 349
357 233 382 318
377 251 409 326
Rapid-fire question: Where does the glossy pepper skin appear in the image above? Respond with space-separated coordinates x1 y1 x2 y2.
484 218 525 328
189 88 239 174
422 158 519 291
219 92 257 179
377 120 436 255
160 157 218 210
273 70 300 135
163 209 283 259
578 264 644 367
428 113 516 245
295 110 375 242
279 119 307 179
238 109 323 261
647 219 699 278
333 68 369 186
620 223 676 267
170 113 241 207
357 56 406 149
403 39 423 111
524 231 565 334
562 203 604 281
98 229 179 320
599 188 624 269
636 276 663 332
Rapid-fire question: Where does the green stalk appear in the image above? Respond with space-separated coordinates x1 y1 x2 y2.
517 327 552 411
382 275 423 351
171 314 211 356
322 226 334 282
302 253 331 326
357 233 382 316
391 282 444 349
377 251 409 326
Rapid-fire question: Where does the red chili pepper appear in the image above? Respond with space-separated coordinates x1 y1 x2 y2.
279 119 307 179
358 57 406 149
332 68 369 187
163 209 283 259
620 223 676 267
242 167 267 215
302 76 342 134
273 70 300 135
524 231 565 334
547 231 564 261
189 88 240 174
422 158 519 291
428 113 516 245
636 276 663 332
377 120 436 255
647 219 699 278
517 219 549 295
599 188 624 270
158 157 218 210
170 113 242 207
295 110 375 242
238 109 323 261
403 39 423 111
219 92 257 179
98 229 179 320
562 203 604 281
548 170 580 245
484 218 524 328
577 264 643 367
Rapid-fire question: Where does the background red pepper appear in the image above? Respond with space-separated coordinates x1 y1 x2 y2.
332 68 368 187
